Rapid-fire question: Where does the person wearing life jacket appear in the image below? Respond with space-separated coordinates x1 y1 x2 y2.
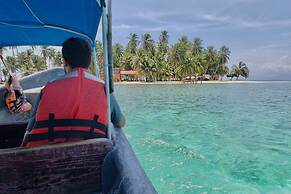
0 48 32 113
4 73 32 113
22 37 125 148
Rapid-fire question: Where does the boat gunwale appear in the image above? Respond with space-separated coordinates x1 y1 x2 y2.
0 138 113 154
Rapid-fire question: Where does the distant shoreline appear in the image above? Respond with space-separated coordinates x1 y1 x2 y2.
115 80 291 85
1 80 290 89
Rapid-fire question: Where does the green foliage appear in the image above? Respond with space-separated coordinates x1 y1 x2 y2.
156 30 169 80
93 31 242 82
2 46 63 77
216 46 231 78
92 40 104 75
54 51 63 67
137 33 157 81
191 37 203 56
5 56 19 72
172 36 191 78
112 43 123 68
228 61 249 80
16 49 46 76
126 33 139 54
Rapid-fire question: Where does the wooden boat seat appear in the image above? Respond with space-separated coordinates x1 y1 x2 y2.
0 138 113 194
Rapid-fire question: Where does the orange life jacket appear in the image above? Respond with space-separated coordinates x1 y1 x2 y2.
23 68 108 148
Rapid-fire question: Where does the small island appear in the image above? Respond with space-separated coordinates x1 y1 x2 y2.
95 31 250 83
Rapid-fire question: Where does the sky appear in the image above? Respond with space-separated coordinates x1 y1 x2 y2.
102 0 291 80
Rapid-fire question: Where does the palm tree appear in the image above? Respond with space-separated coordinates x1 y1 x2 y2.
173 36 191 79
136 51 156 82
5 56 19 73
175 57 191 79
139 33 156 80
112 43 123 68
26 49 33 63
228 61 249 80
156 30 169 80
191 37 203 56
41 46 50 68
157 30 169 56
168 45 180 80
41 47 57 69
93 41 104 76
168 36 191 80
218 46 230 65
141 33 155 57
53 51 62 67
120 33 139 71
120 49 136 71
191 52 206 80
17 50 33 76
237 61 249 79
47 48 56 68
126 33 139 54
31 54 47 72
216 45 231 79
204 46 217 77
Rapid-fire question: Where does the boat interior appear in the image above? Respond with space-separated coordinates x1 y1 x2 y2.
0 69 113 193
0 69 157 194
0 68 65 149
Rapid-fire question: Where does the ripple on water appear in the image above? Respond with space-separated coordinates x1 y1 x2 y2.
140 138 205 160
116 83 291 193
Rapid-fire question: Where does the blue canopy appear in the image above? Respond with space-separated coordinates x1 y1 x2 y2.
0 0 103 47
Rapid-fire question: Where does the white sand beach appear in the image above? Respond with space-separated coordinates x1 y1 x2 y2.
115 80 291 85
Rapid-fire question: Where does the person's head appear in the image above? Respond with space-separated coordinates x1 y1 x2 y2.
62 37 91 72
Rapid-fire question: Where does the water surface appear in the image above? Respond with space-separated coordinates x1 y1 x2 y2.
115 82 291 194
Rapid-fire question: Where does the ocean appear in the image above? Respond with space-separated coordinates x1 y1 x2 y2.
115 82 291 194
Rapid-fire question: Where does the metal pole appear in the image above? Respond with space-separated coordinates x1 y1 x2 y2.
107 0 114 93
102 2 112 139
92 44 100 78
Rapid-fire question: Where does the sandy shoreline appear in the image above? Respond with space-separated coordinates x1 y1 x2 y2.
115 80 291 85
1 81 290 90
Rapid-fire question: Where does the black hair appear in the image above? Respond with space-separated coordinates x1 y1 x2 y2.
62 37 91 68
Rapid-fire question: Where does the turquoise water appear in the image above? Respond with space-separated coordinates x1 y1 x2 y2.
115 82 291 194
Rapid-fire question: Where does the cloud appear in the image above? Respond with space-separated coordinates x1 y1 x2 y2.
123 10 291 34
199 13 291 29
257 55 291 72
134 11 176 24
237 19 291 28
234 47 291 80
113 24 138 30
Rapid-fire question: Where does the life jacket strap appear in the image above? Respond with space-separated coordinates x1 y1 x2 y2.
29 113 108 142
90 115 99 135
25 130 107 142
33 114 108 133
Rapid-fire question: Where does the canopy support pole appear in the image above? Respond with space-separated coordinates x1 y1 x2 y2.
107 0 114 93
101 2 111 140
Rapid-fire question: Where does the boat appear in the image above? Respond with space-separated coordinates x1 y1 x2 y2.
0 1 157 193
